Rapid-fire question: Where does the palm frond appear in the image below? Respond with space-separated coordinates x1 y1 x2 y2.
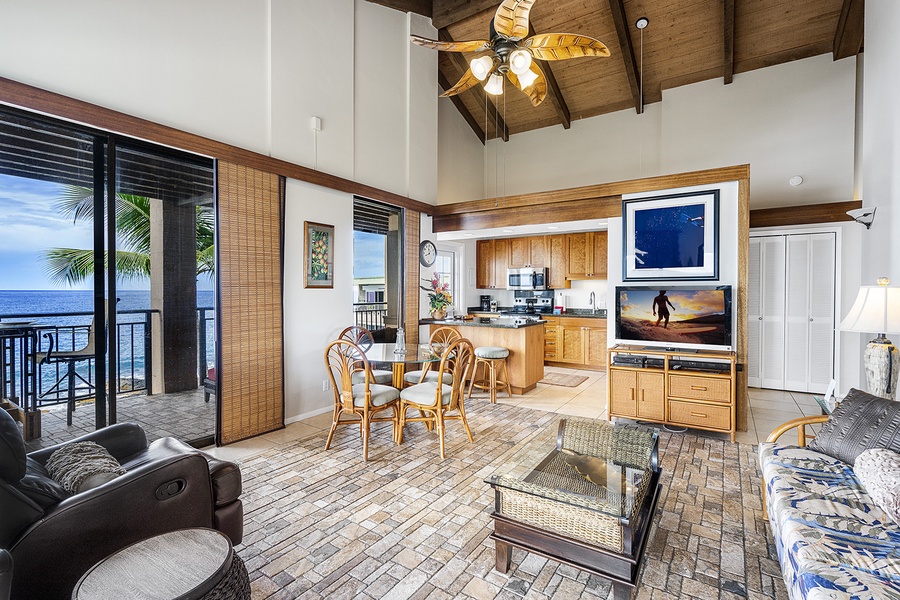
55 186 95 223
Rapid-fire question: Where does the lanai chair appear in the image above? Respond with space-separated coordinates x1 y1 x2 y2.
35 316 98 426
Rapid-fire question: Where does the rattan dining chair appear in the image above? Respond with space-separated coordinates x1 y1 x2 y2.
398 338 475 459
324 339 400 461
339 326 394 385
403 326 462 387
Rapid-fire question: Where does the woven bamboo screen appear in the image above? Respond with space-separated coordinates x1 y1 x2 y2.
216 161 284 444
405 211 420 347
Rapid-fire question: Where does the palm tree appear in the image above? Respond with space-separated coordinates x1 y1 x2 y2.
43 186 214 286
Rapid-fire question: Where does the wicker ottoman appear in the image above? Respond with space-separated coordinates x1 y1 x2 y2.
72 528 250 600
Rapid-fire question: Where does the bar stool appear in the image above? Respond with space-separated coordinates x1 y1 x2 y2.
467 346 512 404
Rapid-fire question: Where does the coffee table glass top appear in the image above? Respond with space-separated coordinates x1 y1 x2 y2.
486 419 658 522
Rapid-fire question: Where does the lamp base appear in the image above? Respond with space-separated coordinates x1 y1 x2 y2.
864 340 900 400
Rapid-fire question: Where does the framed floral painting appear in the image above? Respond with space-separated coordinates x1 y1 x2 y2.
303 221 334 288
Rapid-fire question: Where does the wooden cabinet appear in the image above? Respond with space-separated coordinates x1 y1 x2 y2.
607 347 737 441
542 317 559 361
609 370 664 421
545 317 607 370
566 232 608 279
509 236 550 269
548 235 570 289
476 239 510 289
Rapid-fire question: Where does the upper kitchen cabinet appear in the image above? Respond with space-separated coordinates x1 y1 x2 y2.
566 232 608 279
476 238 510 289
548 235 570 289
509 236 550 269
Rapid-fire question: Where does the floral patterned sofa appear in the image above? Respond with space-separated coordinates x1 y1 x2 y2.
759 389 900 600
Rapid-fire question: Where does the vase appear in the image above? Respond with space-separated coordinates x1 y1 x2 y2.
431 308 447 320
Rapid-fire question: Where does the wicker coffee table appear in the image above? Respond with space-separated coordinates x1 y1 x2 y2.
486 419 661 600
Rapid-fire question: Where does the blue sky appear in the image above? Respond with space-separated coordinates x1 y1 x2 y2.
1 173 383 289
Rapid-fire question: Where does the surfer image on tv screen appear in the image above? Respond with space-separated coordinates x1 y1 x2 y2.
652 291 675 328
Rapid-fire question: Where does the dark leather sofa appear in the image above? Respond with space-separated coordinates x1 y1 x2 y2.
0 408 243 600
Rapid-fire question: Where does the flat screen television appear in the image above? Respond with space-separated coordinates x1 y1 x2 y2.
614 285 733 352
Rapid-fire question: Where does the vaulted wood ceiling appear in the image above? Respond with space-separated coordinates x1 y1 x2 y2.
368 0 864 143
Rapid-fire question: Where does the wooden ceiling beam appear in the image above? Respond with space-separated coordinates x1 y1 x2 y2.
749 200 861 229
432 0 499 30
438 71 486 144
724 0 735 84
365 0 432 17
606 0 643 114
833 0 864 60
438 28 509 142
529 24 571 129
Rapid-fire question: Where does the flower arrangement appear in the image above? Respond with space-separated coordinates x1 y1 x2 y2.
421 272 452 314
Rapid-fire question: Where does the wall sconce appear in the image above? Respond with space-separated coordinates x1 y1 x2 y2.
847 207 876 229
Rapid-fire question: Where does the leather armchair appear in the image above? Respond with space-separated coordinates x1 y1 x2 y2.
0 408 243 600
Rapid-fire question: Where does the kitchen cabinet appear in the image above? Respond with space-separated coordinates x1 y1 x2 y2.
545 317 607 370
566 232 608 279
542 317 559 361
548 235 570 289
509 236 549 269
476 239 510 289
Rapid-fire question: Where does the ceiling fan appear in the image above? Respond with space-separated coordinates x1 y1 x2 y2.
410 0 610 107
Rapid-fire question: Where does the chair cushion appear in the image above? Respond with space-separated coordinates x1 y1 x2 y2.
0 408 26 484
403 370 453 385
475 346 509 359
855 448 900 525
351 369 393 385
45 441 126 494
401 382 453 406
351 384 400 408
808 388 900 464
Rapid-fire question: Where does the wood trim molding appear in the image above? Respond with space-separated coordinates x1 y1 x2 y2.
0 76 436 215
736 177 750 433
724 0 735 84
434 196 621 231
607 0 643 113
749 200 861 229
833 0 864 60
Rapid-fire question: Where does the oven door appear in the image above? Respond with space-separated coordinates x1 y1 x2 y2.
507 268 535 290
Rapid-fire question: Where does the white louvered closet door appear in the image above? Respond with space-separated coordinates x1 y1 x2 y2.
759 236 787 389
784 236 812 390
748 239 762 387
807 234 837 390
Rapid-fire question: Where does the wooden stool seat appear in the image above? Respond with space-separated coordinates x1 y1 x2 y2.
467 346 512 404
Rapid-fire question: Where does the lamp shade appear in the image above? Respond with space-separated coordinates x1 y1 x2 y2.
517 68 538 88
470 56 493 81
509 49 532 75
840 285 900 334
484 73 504 95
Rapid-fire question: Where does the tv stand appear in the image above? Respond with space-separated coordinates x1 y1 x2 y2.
607 346 737 442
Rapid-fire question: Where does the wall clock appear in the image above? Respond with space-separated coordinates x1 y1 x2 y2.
419 239 437 267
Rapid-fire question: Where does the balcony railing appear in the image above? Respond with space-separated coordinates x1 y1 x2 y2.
0 307 215 408
353 302 387 330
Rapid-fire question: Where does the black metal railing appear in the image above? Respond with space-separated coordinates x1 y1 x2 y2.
0 307 215 408
353 302 387 330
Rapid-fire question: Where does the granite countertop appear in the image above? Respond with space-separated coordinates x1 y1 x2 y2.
466 307 607 319
421 317 545 329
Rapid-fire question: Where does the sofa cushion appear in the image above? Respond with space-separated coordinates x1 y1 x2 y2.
855 448 900 526
807 388 900 465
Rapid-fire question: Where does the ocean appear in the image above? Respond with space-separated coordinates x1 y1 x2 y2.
0 289 216 400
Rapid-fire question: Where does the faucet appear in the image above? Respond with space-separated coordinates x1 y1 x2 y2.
589 291 596 313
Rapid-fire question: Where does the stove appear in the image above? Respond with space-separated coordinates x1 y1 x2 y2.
503 297 553 320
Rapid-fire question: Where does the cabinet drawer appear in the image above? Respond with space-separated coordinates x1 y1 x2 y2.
668 400 731 431
668 374 731 403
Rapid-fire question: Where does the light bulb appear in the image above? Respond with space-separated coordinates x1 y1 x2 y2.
484 73 504 95
470 56 493 81
517 68 538 88
509 49 532 75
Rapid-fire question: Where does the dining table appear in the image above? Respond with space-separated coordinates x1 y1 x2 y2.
362 342 443 389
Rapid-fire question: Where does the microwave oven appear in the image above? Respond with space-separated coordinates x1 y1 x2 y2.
507 267 549 290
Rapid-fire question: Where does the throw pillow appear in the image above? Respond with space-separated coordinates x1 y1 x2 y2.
855 448 900 525
45 441 126 494
807 388 900 465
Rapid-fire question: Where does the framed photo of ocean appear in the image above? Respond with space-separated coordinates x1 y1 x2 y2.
622 190 719 281
303 221 334 289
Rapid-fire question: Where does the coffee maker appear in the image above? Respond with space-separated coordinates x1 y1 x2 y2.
480 295 492 311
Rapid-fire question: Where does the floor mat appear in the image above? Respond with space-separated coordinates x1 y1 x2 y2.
540 373 589 387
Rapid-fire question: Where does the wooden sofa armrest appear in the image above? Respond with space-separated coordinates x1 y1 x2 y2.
765 415 830 445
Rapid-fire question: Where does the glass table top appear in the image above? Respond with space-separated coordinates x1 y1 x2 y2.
362 343 443 364
486 418 658 521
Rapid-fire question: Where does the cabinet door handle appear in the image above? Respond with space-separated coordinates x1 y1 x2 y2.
630 389 635 401
640 389 645 402
691 385 707 391
690 412 708 418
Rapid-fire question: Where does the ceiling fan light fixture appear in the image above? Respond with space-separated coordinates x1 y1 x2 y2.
517 68 539 88
470 55 494 81
508 49 532 75
484 73 504 95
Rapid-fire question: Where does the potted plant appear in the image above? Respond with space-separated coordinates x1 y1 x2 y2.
422 272 452 320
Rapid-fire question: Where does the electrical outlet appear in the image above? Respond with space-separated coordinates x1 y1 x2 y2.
322 379 331 392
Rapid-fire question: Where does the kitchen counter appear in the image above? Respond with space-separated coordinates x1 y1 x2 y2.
424 317 544 329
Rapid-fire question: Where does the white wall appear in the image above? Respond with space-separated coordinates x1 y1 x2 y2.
439 54 856 209
437 102 485 203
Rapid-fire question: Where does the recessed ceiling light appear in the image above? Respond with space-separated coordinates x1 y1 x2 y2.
547 226 559 230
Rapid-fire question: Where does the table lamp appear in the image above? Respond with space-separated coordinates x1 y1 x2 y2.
840 278 900 399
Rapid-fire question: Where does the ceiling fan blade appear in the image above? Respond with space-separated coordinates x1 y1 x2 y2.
410 34 490 53
493 0 536 40
440 68 482 97
507 62 547 107
525 33 611 60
